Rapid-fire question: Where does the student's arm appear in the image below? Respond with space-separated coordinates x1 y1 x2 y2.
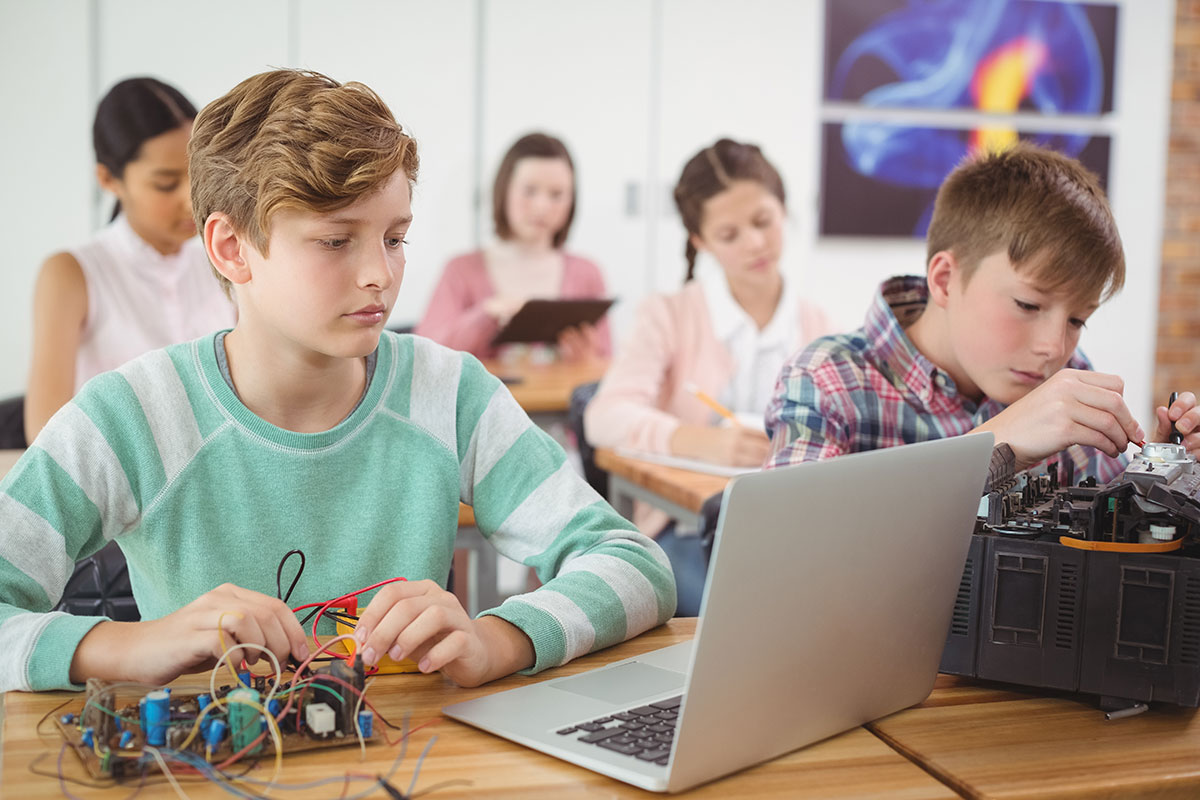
70 585 310 687
585 295 769 466
354 351 675 685
25 252 88 442
563 256 612 359
464 361 675 673
763 351 855 468
971 369 1144 473
584 294 682 453
414 256 502 357
0 370 307 692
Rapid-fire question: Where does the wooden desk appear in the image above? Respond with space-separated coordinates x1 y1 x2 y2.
2 619 956 799
481 356 607 416
870 674 1200 798
595 448 731 528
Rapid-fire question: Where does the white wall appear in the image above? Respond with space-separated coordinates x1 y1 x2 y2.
0 0 1177 428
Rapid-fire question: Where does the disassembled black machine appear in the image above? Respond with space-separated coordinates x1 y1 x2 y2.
941 432 1200 713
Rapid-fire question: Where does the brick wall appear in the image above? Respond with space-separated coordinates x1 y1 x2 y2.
1156 1 1200 402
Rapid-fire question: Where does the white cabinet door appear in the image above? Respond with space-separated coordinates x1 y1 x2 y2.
294 0 478 329
654 0 822 298
480 0 654 341
96 0 291 114
0 0 93 396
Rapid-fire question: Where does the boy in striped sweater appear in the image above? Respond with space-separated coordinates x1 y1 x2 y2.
0 70 675 693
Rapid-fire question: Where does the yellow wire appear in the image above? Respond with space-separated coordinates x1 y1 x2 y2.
216 610 250 689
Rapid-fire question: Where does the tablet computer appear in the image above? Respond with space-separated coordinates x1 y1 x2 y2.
491 298 615 346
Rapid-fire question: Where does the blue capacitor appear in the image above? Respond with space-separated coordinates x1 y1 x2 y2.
357 709 374 738
205 718 228 750
267 698 282 718
143 689 170 746
59 713 75 725
197 693 214 738
81 727 95 748
119 730 134 749
237 670 251 687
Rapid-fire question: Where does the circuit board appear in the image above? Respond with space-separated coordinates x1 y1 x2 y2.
56 658 379 780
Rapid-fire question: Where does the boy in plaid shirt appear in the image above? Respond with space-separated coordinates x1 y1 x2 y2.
766 145 1200 478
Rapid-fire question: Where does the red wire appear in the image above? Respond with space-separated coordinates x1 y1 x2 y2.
302 577 408 658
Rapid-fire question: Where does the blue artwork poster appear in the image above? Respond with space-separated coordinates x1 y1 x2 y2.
820 0 1118 238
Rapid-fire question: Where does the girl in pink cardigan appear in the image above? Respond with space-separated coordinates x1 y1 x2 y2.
416 133 611 361
584 139 832 614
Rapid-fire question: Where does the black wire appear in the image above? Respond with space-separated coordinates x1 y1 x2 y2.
276 549 306 604
321 610 359 627
297 606 322 627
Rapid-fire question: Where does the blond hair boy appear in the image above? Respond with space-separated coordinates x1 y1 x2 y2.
766 143 1200 475
0 70 675 693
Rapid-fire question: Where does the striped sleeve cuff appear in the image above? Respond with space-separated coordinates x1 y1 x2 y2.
10 612 108 692
480 600 568 674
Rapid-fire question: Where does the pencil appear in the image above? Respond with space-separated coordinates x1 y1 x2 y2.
684 382 739 426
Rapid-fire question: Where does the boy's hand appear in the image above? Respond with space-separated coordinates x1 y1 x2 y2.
973 369 1144 472
1154 391 1200 456
670 423 771 467
69 583 309 686
354 579 533 687
557 323 603 363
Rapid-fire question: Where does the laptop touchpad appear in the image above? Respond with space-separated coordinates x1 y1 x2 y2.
550 661 686 705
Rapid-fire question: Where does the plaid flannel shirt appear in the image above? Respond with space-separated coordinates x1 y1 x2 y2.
764 276 1126 484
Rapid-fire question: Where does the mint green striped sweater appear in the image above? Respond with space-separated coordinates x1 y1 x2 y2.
0 332 676 692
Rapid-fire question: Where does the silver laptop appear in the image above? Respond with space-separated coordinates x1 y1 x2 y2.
444 433 994 793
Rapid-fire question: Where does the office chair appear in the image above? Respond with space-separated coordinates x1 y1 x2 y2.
567 381 608 498
54 541 140 621
0 395 27 449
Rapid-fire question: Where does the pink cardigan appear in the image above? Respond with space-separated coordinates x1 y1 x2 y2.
415 249 613 360
584 280 832 534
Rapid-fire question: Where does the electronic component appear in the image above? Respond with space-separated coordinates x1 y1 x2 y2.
227 688 263 755
304 702 336 736
309 656 364 736
142 689 170 746
205 718 228 751
52 569 411 783
941 438 1200 711
54 671 381 781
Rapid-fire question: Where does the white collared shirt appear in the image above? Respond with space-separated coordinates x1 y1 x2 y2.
696 260 801 421
70 215 236 388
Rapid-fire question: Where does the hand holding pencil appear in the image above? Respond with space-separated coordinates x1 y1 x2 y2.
670 383 770 467
685 383 740 426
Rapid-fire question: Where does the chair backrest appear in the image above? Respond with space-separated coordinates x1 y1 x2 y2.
54 541 140 621
0 395 27 450
567 381 608 498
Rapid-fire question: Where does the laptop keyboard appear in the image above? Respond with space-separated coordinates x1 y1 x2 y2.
555 695 682 765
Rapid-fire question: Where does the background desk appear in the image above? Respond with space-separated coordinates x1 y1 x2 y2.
595 448 731 529
1 619 956 799
480 355 607 420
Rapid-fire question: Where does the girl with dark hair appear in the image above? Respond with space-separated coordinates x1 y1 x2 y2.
25 77 234 441
416 132 610 361
584 139 832 614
